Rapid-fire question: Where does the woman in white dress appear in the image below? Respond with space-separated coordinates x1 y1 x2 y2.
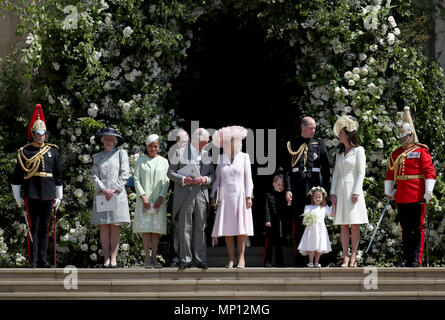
330 116 368 267
210 126 254 269
91 128 131 268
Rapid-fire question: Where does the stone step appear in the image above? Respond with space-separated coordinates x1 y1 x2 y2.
1 267 444 281
1 278 445 293
1 268 445 300
1 291 445 300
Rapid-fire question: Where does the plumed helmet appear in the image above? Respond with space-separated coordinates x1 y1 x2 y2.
28 104 47 140
400 106 418 143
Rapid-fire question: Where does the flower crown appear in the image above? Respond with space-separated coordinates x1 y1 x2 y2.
308 186 327 197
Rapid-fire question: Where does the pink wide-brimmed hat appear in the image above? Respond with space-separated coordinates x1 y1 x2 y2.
212 125 248 148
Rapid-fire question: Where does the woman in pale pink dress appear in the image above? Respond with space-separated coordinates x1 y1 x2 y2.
210 126 254 268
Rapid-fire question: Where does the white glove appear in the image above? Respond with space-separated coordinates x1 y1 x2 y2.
11 184 24 208
384 180 396 197
424 179 435 203
53 185 63 210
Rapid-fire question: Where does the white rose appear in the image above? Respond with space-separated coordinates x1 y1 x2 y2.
344 71 353 79
387 32 395 45
121 244 130 251
369 57 376 65
77 175 84 182
341 87 349 96
344 106 352 113
90 253 97 261
388 16 397 28
74 188 83 198
80 244 88 251
370 44 378 52
348 80 355 86
367 82 376 90
376 138 384 149
69 228 76 235
381 24 388 34
394 28 401 36
123 26 133 38
70 135 76 142
352 74 360 81
90 136 96 145
352 67 360 74
75 128 82 136
335 87 341 94
91 245 98 251
53 62 60 71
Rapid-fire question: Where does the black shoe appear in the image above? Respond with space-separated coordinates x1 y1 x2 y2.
110 264 118 268
411 262 421 268
197 262 208 269
396 259 411 267
38 261 51 268
30 262 38 268
178 262 192 269
264 263 272 268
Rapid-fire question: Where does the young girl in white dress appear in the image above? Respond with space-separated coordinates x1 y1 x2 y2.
297 186 335 267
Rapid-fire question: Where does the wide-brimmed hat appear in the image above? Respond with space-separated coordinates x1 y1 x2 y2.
94 127 124 146
333 115 359 137
212 125 248 148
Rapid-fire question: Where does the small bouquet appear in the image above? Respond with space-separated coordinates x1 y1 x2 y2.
302 211 318 226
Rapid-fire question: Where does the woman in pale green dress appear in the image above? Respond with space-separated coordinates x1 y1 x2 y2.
133 134 169 268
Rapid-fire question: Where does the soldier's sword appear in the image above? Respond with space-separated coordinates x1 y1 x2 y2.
21 208 33 243
366 199 391 254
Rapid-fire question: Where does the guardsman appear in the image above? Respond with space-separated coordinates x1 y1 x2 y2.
283 116 330 266
10 104 63 268
385 107 436 267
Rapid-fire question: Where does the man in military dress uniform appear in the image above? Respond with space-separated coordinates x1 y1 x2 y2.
283 117 330 266
10 104 63 268
385 107 436 268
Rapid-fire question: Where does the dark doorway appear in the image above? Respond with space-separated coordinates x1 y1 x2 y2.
168 8 303 246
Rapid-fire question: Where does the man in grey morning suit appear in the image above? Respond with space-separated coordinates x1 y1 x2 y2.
168 128 215 268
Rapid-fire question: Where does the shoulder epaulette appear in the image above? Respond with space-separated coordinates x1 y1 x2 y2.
46 143 59 149
17 143 33 152
416 143 429 150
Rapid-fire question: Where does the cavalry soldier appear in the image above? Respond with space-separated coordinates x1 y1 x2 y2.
283 116 330 266
385 107 436 267
10 104 63 268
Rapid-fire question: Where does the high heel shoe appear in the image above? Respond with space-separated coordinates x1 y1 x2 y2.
152 257 162 269
341 256 350 268
349 256 357 268
225 261 234 269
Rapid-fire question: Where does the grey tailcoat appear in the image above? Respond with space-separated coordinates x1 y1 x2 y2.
168 144 215 222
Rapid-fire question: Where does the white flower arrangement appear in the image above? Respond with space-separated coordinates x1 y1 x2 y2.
302 211 318 226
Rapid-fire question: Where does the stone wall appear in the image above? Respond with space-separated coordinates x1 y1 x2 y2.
0 9 23 60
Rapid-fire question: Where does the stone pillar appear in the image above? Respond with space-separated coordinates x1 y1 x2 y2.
0 9 23 59
435 3 445 70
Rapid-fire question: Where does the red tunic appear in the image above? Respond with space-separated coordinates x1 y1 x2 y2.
385 143 436 204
